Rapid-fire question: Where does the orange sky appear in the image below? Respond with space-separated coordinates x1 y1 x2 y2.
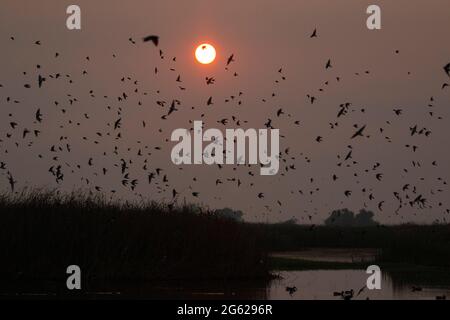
0 0 449 224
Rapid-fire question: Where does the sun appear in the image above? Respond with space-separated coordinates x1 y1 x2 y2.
195 43 216 64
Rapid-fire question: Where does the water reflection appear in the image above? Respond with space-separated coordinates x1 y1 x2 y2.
269 270 450 300
271 248 379 263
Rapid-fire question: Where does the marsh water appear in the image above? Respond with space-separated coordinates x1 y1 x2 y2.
3 248 450 300
270 248 380 263
270 249 450 300
269 269 450 300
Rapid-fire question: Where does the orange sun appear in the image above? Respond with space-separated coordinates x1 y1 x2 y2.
195 43 216 64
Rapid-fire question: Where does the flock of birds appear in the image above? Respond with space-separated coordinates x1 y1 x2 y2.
0 29 450 225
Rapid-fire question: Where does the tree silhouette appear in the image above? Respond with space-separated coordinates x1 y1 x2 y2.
324 208 378 227
215 208 244 221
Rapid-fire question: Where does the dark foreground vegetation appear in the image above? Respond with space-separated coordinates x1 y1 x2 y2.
0 191 268 282
1 191 449 286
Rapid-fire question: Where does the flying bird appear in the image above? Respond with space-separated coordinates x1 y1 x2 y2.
226 54 235 66
35 108 43 122
351 125 367 139
444 63 450 77
38 75 46 88
142 35 159 46
7 172 16 192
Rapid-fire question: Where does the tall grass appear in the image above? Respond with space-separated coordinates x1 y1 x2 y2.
0 190 268 282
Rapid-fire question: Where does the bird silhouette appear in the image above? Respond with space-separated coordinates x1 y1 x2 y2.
38 74 46 88
7 172 16 192
226 54 235 66
351 125 367 139
142 35 159 46
444 63 450 77
35 109 43 122
285 286 297 296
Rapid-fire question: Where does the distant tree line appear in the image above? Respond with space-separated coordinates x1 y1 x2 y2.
214 208 244 221
214 207 378 227
324 208 378 227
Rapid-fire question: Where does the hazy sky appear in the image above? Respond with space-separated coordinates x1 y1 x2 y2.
1 1 449 224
